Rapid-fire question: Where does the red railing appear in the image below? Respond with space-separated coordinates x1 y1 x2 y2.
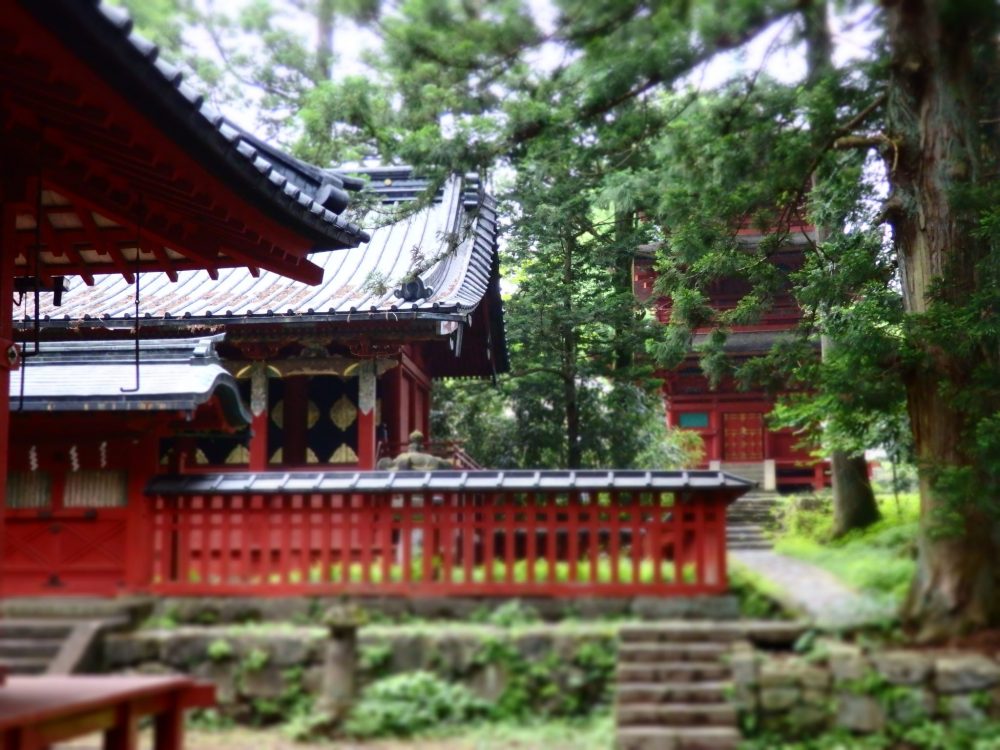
145 471 746 597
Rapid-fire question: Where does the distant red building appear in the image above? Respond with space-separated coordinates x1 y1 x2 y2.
634 231 827 492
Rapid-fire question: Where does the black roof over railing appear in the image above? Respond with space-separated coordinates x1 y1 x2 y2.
146 470 754 496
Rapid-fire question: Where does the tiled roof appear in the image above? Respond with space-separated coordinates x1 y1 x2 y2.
22 0 369 250
23 172 498 325
148 469 754 496
10 336 250 427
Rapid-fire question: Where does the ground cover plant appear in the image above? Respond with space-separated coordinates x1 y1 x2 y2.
772 492 919 609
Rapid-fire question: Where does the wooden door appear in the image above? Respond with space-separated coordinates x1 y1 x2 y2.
722 413 764 461
3 470 129 595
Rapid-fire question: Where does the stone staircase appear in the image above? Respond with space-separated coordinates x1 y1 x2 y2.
615 622 742 750
726 491 781 551
0 597 151 674
0 619 75 674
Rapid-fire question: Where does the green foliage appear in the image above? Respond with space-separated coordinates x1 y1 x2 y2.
240 647 269 673
472 635 617 720
344 671 490 738
476 600 540 628
358 642 393 678
205 638 234 663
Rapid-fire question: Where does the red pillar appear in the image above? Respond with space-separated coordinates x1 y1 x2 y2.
125 430 159 590
0 203 19 598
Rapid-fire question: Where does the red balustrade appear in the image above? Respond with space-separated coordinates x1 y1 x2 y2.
146 471 746 597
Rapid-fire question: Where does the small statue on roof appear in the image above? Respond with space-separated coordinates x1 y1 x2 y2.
376 430 453 470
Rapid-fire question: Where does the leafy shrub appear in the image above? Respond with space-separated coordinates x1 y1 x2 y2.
206 638 234 662
344 671 489 738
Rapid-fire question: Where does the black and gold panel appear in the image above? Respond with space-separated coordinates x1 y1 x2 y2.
159 379 252 466
268 375 359 465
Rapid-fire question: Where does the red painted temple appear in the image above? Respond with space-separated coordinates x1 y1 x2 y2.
0 0 372 740
634 229 828 492
9 169 508 596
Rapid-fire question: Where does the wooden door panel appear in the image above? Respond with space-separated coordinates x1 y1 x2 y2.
2 512 127 594
722 413 764 461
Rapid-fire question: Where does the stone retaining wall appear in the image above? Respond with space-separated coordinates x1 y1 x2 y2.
103 623 619 721
732 640 1000 736
149 595 740 624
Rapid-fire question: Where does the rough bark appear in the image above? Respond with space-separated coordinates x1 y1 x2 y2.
886 0 1000 639
831 451 880 537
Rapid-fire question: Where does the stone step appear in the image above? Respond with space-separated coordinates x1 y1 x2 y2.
618 662 730 684
616 726 741 750
618 643 728 664
0 621 74 639
728 541 772 551
617 703 738 728
616 681 732 705
620 622 745 643
0 655 51 675
0 639 63 658
726 530 769 541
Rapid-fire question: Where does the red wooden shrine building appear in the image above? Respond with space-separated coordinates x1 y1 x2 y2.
634 229 828 493
0 0 381 742
1 0 749 647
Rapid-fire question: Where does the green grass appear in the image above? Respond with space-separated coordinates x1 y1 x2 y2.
772 493 919 605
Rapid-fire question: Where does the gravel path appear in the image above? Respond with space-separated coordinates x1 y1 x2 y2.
731 549 896 629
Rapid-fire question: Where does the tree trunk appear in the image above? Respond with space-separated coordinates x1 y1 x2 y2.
562 235 581 468
831 451 879 537
886 0 1000 638
804 1 880 537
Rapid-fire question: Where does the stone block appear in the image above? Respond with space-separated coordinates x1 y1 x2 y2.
161 632 213 669
236 636 317 668
827 643 867 683
935 655 1000 693
430 634 482 677
131 662 178 676
253 599 312 623
794 704 830 730
887 686 934 724
468 662 507 703
731 683 758 713
410 597 483 619
802 688 830 706
350 596 412 620
945 693 989 721
872 651 932 686
760 686 800 711
103 634 160 668
759 660 798 688
514 633 556 662
729 650 759 687
630 595 740 621
573 598 630 619
836 694 886 733
192 661 238 705
388 634 427 672
240 663 288 700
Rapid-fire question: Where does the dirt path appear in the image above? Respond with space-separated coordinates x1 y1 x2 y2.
731 549 896 629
